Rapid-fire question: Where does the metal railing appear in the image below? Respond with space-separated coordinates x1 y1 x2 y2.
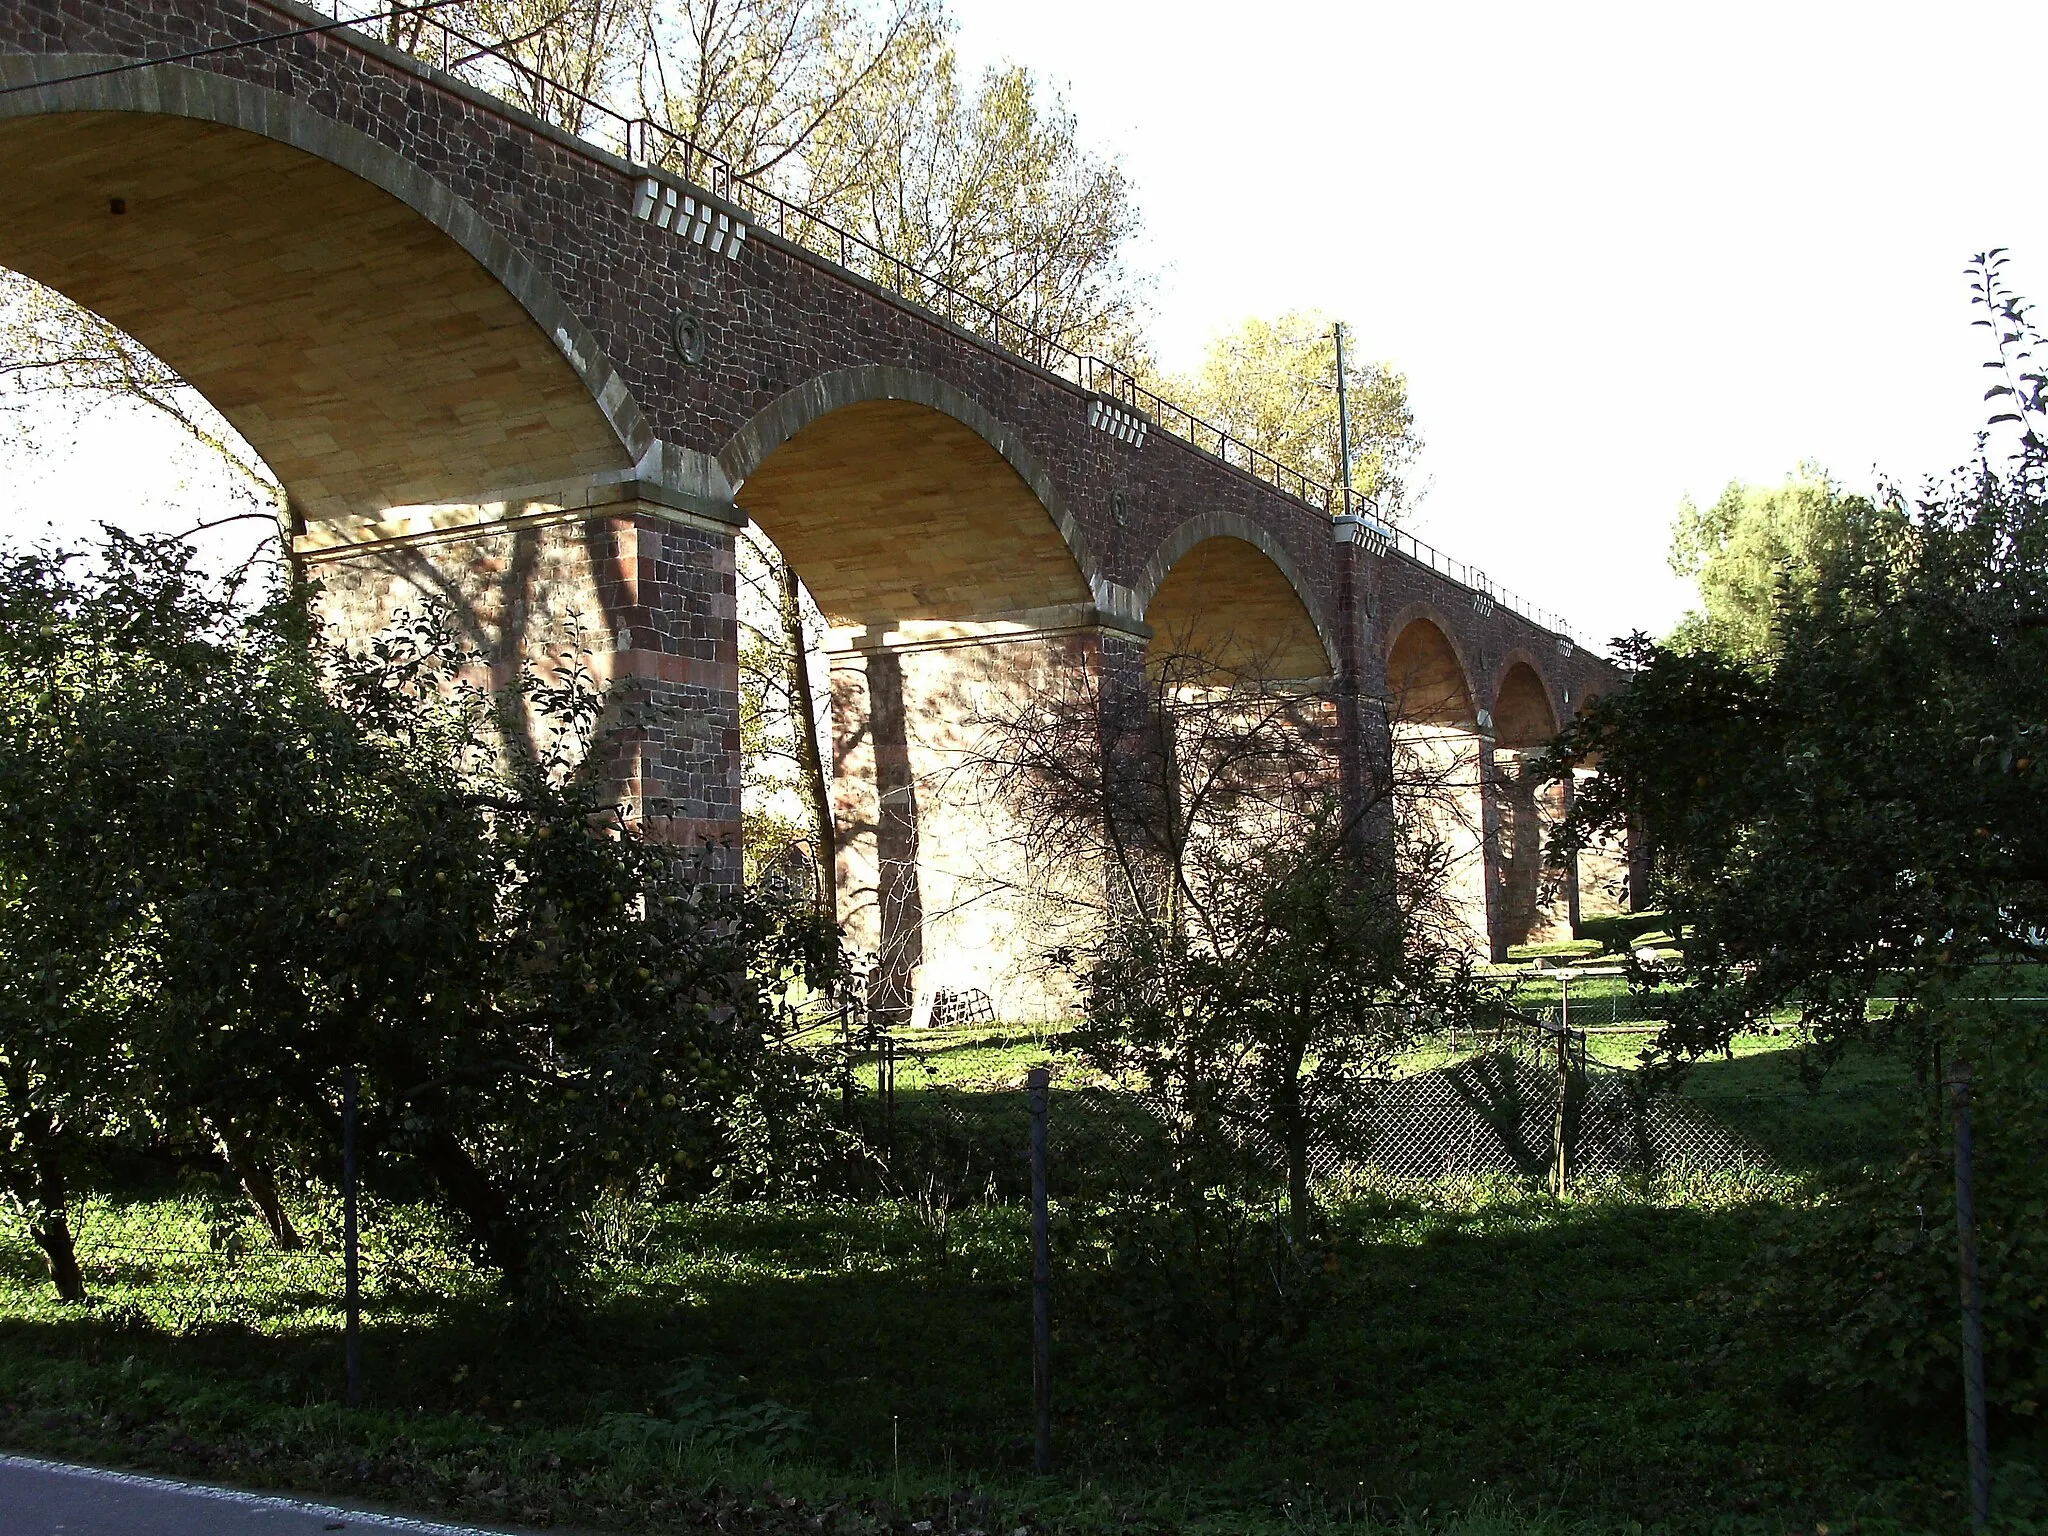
300 1 1593 650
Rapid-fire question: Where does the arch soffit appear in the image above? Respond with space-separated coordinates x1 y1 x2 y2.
1382 602 1481 722
720 366 1109 609
1135 511 1338 673
0 55 655 473
1491 649 1564 730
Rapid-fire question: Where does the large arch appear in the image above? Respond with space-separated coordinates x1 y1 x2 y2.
1143 533 1333 683
0 57 650 525
1493 656 1562 750
1385 610 1479 728
725 373 1104 1027
1490 658 1571 951
723 367 1107 631
1137 511 1336 674
1385 613 1489 954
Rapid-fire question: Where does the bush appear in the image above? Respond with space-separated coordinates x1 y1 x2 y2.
1741 1011 2048 1416
0 532 843 1306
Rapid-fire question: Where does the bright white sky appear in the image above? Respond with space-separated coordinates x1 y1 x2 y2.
9 0 2046 648
948 0 2048 644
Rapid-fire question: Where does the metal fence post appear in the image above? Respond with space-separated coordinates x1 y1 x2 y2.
1027 1065 1051 1474
1551 974 1572 1198
342 1070 361 1410
1952 1056 1990 1529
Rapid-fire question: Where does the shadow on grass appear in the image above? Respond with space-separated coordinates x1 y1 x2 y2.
1 1174 2032 1533
1672 1039 1921 1175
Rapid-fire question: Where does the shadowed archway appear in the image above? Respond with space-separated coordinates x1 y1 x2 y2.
1492 659 1568 950
726 378 1102 1026
1386 614 1488 954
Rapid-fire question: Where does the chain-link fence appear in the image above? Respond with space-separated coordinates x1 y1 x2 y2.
798 963 1897 1210
2 966 1921 1327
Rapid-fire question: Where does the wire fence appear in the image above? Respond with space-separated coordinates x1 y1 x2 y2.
796 965 1903 1211
2 955 1929 1315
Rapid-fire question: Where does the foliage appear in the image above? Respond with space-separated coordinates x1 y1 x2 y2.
1666 461 1901 660
0 530 838 1306
1739 1001 2048 1417
386 0 647 134
799 51 1145 359
969 629 1486 1399
1553 462 2048 1064
1158 311 1421 519
1547 250 2048 1408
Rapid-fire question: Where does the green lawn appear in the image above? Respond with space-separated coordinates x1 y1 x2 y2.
0 1034 2036 1533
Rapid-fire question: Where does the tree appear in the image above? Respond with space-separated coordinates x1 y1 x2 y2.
1666 461 1899 660
800 53 1143 358
1543 252 2048 1456
964 624 1483 1404
393 0 646 133
0 532 302 1296
0 532 838 1304
1160 311 1421 518
734 531 834 903
970 626 1480 1240
635 0 939 184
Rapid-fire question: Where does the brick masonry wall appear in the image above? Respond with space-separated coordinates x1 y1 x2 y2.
305 506 743 882
0 0 1622 703
1 0 1630 959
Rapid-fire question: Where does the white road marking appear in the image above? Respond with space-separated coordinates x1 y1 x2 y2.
0 1453 539 1534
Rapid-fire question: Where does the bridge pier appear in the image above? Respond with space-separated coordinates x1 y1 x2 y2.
297 482 746 883
828 619 1126 1028
1488 743 1575 957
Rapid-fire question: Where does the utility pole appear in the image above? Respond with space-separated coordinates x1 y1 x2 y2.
1334 321 1354 518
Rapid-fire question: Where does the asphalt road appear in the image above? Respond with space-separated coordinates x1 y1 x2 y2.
0 1455 534 1535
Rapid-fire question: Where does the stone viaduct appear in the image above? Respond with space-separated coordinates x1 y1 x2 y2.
0 0 1628 1021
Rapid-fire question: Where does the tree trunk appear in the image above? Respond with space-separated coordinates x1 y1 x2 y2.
779 558 837 914
215 1122 304 1251
29 1198 87 1303
2 1077 87 1301
417 1123 530 1283
1280 1049 1312 1247
14 1145 87 1301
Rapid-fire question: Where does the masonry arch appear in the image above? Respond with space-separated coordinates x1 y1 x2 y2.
1490 658 1570 951
723 367 1101 631
1492 657 1560 749
1137 512 1336 678
0 57 648 526
723 369 1102 1029
1385 610 1479 728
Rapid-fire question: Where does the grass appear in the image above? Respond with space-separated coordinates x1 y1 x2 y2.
0 1035 2037 1534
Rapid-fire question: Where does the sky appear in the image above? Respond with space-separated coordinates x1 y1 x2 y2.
945 0 2048 644
8 1 2047 649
